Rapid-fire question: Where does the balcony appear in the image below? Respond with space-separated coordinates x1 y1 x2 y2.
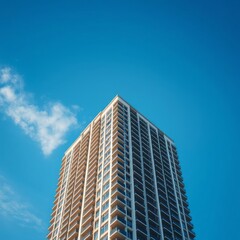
87 168 97 180
112 141 124 153
68 219 80 233
163 226 173 238
81 222 93 236
173 228 183 239
189 229 196 238
162 217 171 228
74 181 84 196
112 170 125 182
112 196 125 208
89 149 99 162
46 231 52 240
86 175 97 189
112 148 125 160
88 160 97 171
71 203 81 217
185 214 192 222
69 211 80 226
82 213 94 228
83 205 94 218
112 180 125 192
111 215 126 228
61 213 70 229
184 206 190 215
111 205 125 218
68 228 79 240
63 202 71 215
59 227 68 239
172 221 181 231
72 193 82 207
48 222 54 232
134 192 144 204
110 227 126 240
52 203 58 212
187 221 194 230
112 160 124 172
112 187 125 199
112 167 124 179
81 231 92 240
74 178 85 189
112 137 124 149
112 131 124 143
84 186 95 200
77 160 86 171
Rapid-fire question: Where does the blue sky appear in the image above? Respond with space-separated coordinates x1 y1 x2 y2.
0 0 239 239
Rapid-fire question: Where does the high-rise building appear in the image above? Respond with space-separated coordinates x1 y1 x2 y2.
47 96 195 240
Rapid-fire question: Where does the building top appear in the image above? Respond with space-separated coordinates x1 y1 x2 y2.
64 95 173 155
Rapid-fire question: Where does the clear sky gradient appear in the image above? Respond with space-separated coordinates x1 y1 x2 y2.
0 1 239 239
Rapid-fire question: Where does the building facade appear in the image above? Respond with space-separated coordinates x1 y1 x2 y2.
47 96 195 240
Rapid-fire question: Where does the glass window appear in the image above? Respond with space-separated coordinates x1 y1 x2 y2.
97 190 100 198
100 236 108 240
102 191 109 202
103 182 109 192
95 210 99 217
105 150 110 158
100 223 108 235
94 232 98 240
104 157 110 165
104 165 110 174
101 212 108 222
102 201 109 212
103 173 110 183
95 220 99 228
105 144 110 151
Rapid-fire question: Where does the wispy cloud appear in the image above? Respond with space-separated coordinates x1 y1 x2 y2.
0 67 78 155
0 175 44 230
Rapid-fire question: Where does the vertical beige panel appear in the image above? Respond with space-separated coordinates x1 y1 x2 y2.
80 118 101 240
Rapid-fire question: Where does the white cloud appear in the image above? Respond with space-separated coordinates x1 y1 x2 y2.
0 67 78 155
0 175 44 230
0 67 11 83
